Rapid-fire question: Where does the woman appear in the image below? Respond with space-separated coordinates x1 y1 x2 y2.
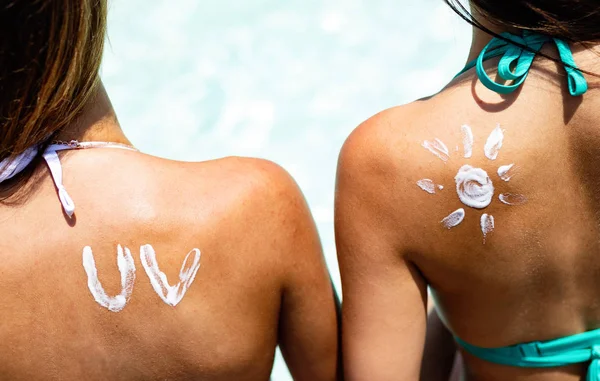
0 1 339 380
336 0 600 380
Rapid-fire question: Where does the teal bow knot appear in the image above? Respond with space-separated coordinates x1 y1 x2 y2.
457 31 588 96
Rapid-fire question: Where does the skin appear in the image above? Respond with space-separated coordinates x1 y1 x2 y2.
0 84 340 381
336 10 600 381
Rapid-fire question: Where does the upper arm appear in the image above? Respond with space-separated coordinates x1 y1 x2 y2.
335 113 429 381
278 219 340 381
249 160 340 381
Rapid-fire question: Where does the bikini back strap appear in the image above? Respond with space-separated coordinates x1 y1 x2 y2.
455 328 600 381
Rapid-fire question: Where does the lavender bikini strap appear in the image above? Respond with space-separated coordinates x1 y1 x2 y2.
0 146 39 183
0 145 75 217
43 147 76 217
1 141 136 218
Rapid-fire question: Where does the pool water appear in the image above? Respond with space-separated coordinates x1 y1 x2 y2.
102 1 470 379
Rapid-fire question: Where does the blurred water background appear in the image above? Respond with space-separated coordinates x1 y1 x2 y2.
101 1 471 379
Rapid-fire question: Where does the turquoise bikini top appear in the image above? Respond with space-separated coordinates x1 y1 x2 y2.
453 31 598 380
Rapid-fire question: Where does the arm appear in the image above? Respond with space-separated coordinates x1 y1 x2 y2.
269 164 341 381
335 122 428 381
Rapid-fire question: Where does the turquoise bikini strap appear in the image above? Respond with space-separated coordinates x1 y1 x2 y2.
553 38 588 96
455 328 600 381
477 32 548 94
456 31 588 96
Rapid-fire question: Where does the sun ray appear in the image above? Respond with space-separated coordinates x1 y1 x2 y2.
497 164 516 181
461 124 474 158
499 193 527 206
484 124 504 160
417 179 444 194
480 214 495 243
441 208 465 229
422 138 450 162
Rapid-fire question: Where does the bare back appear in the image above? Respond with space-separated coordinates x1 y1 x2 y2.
0 150 338 380
337 45 600 381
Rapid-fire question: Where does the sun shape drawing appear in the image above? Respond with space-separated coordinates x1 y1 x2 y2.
417 124 527 243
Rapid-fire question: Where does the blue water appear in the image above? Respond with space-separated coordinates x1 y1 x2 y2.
102 1 470 379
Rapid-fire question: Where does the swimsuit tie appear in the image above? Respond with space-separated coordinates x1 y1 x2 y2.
43 149 76 217
588 345 600 381
458 31 588 96
476 32 547 95
56 185 75 218
1 141 137 218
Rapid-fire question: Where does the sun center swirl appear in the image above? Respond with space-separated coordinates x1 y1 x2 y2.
455 165 494 209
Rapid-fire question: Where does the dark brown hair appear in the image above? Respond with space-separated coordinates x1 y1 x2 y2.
0 0 107 172
445 0 600 42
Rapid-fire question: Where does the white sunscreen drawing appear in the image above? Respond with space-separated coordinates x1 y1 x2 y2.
140 245 201 307
461 125 474 158
441 208 465 229
497 164 516 181
418 124 527 243
454 165 494 209
484 125 504 160
499 193 528 206
480 214 495 243
82 245 136 313
417 179 444 194
422 138 450 162
417 179 436 194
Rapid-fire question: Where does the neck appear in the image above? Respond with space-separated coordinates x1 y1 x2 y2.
465 4 519 63
54 82 132 146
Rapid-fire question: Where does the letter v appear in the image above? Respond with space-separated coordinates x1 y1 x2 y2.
140 244 201 306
